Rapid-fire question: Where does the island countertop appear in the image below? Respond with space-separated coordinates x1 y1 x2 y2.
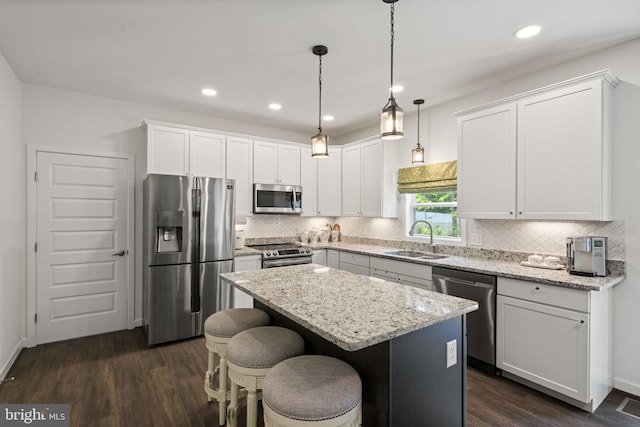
220 264 478 352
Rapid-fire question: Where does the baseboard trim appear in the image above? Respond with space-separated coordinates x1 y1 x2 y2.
133 318 142 328
614 377 640 399
1 339 25 382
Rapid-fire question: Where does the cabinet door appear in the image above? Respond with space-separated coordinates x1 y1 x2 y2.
233 255 261 308
253 140 278 184
300 148 317 216
147 125 190 175
497 295 589 402
317 147 341 216
327 250 340 269
360 140 382 217
227 137 254 216
312 249 326 266
341 144 362 216
517 80 606 220
457 104 517 219
190 131 226 178
277 144 301 185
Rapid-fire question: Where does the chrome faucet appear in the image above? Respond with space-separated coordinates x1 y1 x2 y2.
408 220 434 246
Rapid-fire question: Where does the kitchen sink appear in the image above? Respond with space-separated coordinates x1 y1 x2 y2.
384 250 448 260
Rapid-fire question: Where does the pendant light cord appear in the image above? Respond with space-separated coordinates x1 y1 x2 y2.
416 101 420 145
318 53 323 131
390 2 395 98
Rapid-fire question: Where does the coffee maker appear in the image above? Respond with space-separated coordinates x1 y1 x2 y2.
566 236 607 277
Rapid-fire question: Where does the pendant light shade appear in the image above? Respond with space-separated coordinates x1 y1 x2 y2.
412 99 425 164
380 0 403 140
311 45 329 158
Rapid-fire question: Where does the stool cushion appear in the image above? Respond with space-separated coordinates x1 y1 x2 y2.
204 308 270 338
262 355 362 421
226 326 304 369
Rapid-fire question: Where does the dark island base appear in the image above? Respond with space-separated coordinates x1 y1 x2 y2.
256 301 468 427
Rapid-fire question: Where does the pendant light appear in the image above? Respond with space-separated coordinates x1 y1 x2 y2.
411 99 425 164
380 0 403 140
311 45 329 158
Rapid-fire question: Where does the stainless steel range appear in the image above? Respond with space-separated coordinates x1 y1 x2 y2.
248 243 313 268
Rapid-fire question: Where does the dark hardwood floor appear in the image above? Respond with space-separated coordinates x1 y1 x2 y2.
1 329 638 427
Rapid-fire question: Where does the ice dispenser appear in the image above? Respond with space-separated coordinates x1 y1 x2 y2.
156 210 184 253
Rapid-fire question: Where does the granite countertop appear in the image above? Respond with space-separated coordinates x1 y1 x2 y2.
303 242 624 291
220 264 478 352
234 241 624 291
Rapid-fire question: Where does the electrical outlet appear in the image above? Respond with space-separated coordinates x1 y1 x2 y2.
446 339 457 368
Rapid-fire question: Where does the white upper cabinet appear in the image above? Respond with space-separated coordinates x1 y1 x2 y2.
457 70 618 221
145 122 226 178
190 130 226 178
301 146 342 217
226 136 254 216
341 138 399 217
457 105 517 219
317 147 342 216
146 124 190 175
300 147 317 217
253 140 301 185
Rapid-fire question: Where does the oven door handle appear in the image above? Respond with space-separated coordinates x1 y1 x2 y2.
263 256 312 268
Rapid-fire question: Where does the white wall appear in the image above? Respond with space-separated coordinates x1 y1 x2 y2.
0 52 24 380
338 37 640 396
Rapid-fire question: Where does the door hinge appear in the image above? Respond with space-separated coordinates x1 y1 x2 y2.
34 313 37 323
34 171 38 182
34 242 37 253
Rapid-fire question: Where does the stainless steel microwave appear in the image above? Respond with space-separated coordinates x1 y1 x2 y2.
253 183 302 214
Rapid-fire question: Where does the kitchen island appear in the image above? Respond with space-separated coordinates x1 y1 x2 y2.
220 264 478 426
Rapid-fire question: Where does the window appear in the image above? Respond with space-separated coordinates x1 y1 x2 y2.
409 190 460 239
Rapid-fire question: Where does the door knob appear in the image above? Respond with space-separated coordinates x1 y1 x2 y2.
112 250 128 256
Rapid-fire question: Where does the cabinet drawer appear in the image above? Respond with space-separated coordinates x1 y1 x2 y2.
370 256 432 280
497 277 589 312
339 252 369 267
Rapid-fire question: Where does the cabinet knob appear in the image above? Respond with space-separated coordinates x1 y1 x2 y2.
509 211 513 215
519 211 523 215
535 286 540 291
579 320 585 325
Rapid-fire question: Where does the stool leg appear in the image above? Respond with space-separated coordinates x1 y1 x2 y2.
246 388 258 427
206 350 215 402
218 355 227 426
227 381 239 427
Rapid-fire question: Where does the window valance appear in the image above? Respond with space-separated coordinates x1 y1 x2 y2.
397 160 457 194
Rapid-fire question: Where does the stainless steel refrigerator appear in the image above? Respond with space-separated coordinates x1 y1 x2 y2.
143 174 235 345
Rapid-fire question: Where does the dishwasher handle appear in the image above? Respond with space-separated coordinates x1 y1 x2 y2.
432 275 495 290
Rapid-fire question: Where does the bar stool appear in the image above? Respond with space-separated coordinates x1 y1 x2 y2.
262 355 362 427
204 308 270 426
226 326 305 427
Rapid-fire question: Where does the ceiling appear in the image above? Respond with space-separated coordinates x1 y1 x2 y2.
1 0 639 137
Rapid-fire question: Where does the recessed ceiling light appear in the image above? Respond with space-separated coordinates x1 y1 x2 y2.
514 25 541 39
201 88 217 96
389 85 404 93
323 115 334 121
269 103 282 110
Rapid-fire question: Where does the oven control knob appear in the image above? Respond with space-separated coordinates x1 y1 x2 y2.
304 248 311 254
264 252 271 257
270 251 278 257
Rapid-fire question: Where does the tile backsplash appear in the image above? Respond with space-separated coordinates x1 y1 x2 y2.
239 215 625 261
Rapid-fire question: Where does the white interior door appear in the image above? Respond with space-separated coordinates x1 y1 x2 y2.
35 152 129 344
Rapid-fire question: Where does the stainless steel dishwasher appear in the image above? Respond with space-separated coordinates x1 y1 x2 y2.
432 266 497 374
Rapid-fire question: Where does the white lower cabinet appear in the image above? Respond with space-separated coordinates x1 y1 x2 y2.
339 252 370 276
496 277 612 412
232 255 261 308
327 250 340 269
370 257 432 290
312 249 326 266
